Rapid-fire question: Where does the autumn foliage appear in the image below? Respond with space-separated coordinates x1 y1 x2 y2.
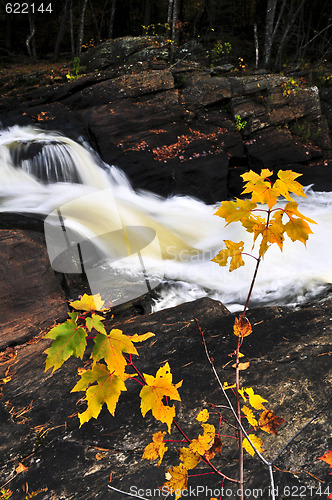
42 169 324 500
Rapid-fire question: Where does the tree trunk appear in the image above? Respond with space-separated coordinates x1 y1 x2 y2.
274 0 305 71
108 0 116 38
26 11 37 61
76 0 88 57
170 0 180 62
167 0 174 38
263 0 278 69
53 0 72 62
69 0 75 58
254 23 259 69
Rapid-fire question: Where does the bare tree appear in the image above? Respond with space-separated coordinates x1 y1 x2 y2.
108 0 117 38
263 0 287 69
26 10 37 61
76 0 88 56
274 0 305 71
53 0 72 62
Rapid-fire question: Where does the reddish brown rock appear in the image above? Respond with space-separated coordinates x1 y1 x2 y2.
0 228 69 350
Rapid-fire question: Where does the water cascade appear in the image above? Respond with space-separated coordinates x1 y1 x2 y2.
1 125 332 311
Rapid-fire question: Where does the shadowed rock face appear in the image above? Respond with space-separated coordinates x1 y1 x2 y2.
0 286 331 499
1 38 332 202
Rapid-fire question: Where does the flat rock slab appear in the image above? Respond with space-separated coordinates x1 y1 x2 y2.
0 297 331 499
0 228 69 350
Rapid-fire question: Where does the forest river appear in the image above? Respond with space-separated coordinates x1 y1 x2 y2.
1 125 332 312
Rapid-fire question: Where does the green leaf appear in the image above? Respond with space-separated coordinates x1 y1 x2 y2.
71 362 127 426
86 313 106 335
44 316 87 373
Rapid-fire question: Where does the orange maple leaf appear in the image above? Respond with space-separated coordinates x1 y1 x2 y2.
318 450 332 468
258 410 286 435
234 316 252 337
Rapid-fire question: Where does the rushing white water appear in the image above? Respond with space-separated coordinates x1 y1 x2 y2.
1 125 332 312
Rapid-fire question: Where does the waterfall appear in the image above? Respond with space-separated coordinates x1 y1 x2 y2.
1 125 332 311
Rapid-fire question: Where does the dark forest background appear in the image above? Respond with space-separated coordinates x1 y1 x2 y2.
0 0 332 71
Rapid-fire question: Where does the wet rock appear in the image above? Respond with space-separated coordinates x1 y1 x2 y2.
62 70 175 110
0 228 69 350
80 36 169 71
182 74 232 109
246 128 317 170
0 297 330 499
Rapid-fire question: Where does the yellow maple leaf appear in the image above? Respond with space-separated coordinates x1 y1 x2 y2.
251 212 285 257
242 405 258 428
212 240 245 271
92 329 138 379
274 170 305 200
241 169 278 209
284 218 313 246
189 423 215 455
245 387 268 410
179 447 201 469
140 363 182 432
258 410 285 435
130 332 155 343
163 464 188 500
283 202 316 245
223 382 236 390
69 293 107 312
243 434 264 456
238 388 247 401
71 362 127 426
214 198 257 226
196 409 209 422
233 316 252 337
142 431 167 466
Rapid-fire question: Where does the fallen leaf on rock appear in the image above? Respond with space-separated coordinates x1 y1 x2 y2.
15 463 29 474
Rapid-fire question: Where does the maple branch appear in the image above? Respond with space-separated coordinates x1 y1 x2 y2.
235 336 244 498
241 255 261 318
172 418 238 483
195 318 270 465
242 252 259 261
125 357 147 386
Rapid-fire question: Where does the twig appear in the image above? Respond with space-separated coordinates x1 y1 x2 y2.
271 396 332 465
108 484 154 500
